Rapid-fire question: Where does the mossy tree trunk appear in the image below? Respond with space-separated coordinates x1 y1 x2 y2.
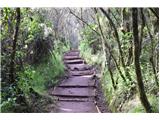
132 8 152 113
9 8 21 84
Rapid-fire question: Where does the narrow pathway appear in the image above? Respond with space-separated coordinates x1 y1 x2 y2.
51 50 100 113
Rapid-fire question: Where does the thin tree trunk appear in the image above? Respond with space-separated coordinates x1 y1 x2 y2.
150 57 159 86
95 8 124 86
132 8 152 113
100 8 125 67
122 8 133 66
109 51 126 83
139 8 145 54
94 8 107 78
143 9 159 87
80 8 85 27
149 8 159 20
69 8 100 35
108 54 117 90
8 8 29 110
110 9 121 27
100 8 132 82
9 8 21 84
94 8 126 83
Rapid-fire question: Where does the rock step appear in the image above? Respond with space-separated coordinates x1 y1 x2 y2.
67 63 92 71
64 59 84 64
52 87 96 97
63 55 81 60
51 50 99 113
64 51 80 56
69 70 95 76
55 96 95 102
54 101 98 113
59 76 95 87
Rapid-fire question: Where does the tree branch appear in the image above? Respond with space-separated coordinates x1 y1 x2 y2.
149 8 159 20
68 8 100 35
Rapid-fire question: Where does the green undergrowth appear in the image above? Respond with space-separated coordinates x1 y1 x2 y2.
1 41 70 112
79 39 104 67
124 94 159 113
18 48 65 96
101 68 158 113
79 38 159 113
101 67 159 113
1 52 64 112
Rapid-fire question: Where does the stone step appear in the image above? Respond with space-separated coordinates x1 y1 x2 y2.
69 70 95 76
63 55 81 60
55 96 95 102
52 87 96 97
59 76 95 87
64 51 80 56
50 50 99 113
67 63 92 71
54 101 98 113
64 59 84 64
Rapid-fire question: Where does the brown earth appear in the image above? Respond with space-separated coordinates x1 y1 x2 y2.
49 50 110 113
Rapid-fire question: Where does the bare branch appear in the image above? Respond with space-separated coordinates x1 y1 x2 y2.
68 8 100 35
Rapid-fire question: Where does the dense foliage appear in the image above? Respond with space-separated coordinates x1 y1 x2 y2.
0 8 159 113
79 8 159 112
1 8 69 112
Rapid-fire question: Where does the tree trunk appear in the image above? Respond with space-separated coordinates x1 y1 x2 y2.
100 8 132 83
142 9 159 87
132 8 152 113
69 9 100 35
9 8 21 84
139 8 145 54
108 54 117 90
100 8 125 67
149 8 159 20
94 8 116 90
94 8 107 78
80 8 85 27
94 8 126 83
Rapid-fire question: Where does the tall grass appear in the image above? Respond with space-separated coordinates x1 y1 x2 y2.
18 50 65 96
1 43 69 112
18 40 69 95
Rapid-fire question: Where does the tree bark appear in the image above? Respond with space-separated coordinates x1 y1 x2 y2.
110 9 121 27
142 9 159 87
9 8 21 84
100 8 132 82
69 9 100 35
139 8 145 54
94 8 126 83
132 8 152 113
108 54 117 90
94 8 107 79
80 8 85 27
149 8 159 20
100 8 125 67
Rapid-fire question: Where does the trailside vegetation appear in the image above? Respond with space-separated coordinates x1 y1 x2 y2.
1 8 159 113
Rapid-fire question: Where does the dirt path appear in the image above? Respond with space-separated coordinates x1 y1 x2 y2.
50 50 108 113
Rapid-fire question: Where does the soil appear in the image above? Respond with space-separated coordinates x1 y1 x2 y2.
95 77 111 112
48 50 110 113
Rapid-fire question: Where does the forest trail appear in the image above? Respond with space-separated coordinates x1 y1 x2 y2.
50 50 99 113
1 8 158 113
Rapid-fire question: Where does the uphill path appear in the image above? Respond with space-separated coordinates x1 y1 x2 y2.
50 50 108 113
